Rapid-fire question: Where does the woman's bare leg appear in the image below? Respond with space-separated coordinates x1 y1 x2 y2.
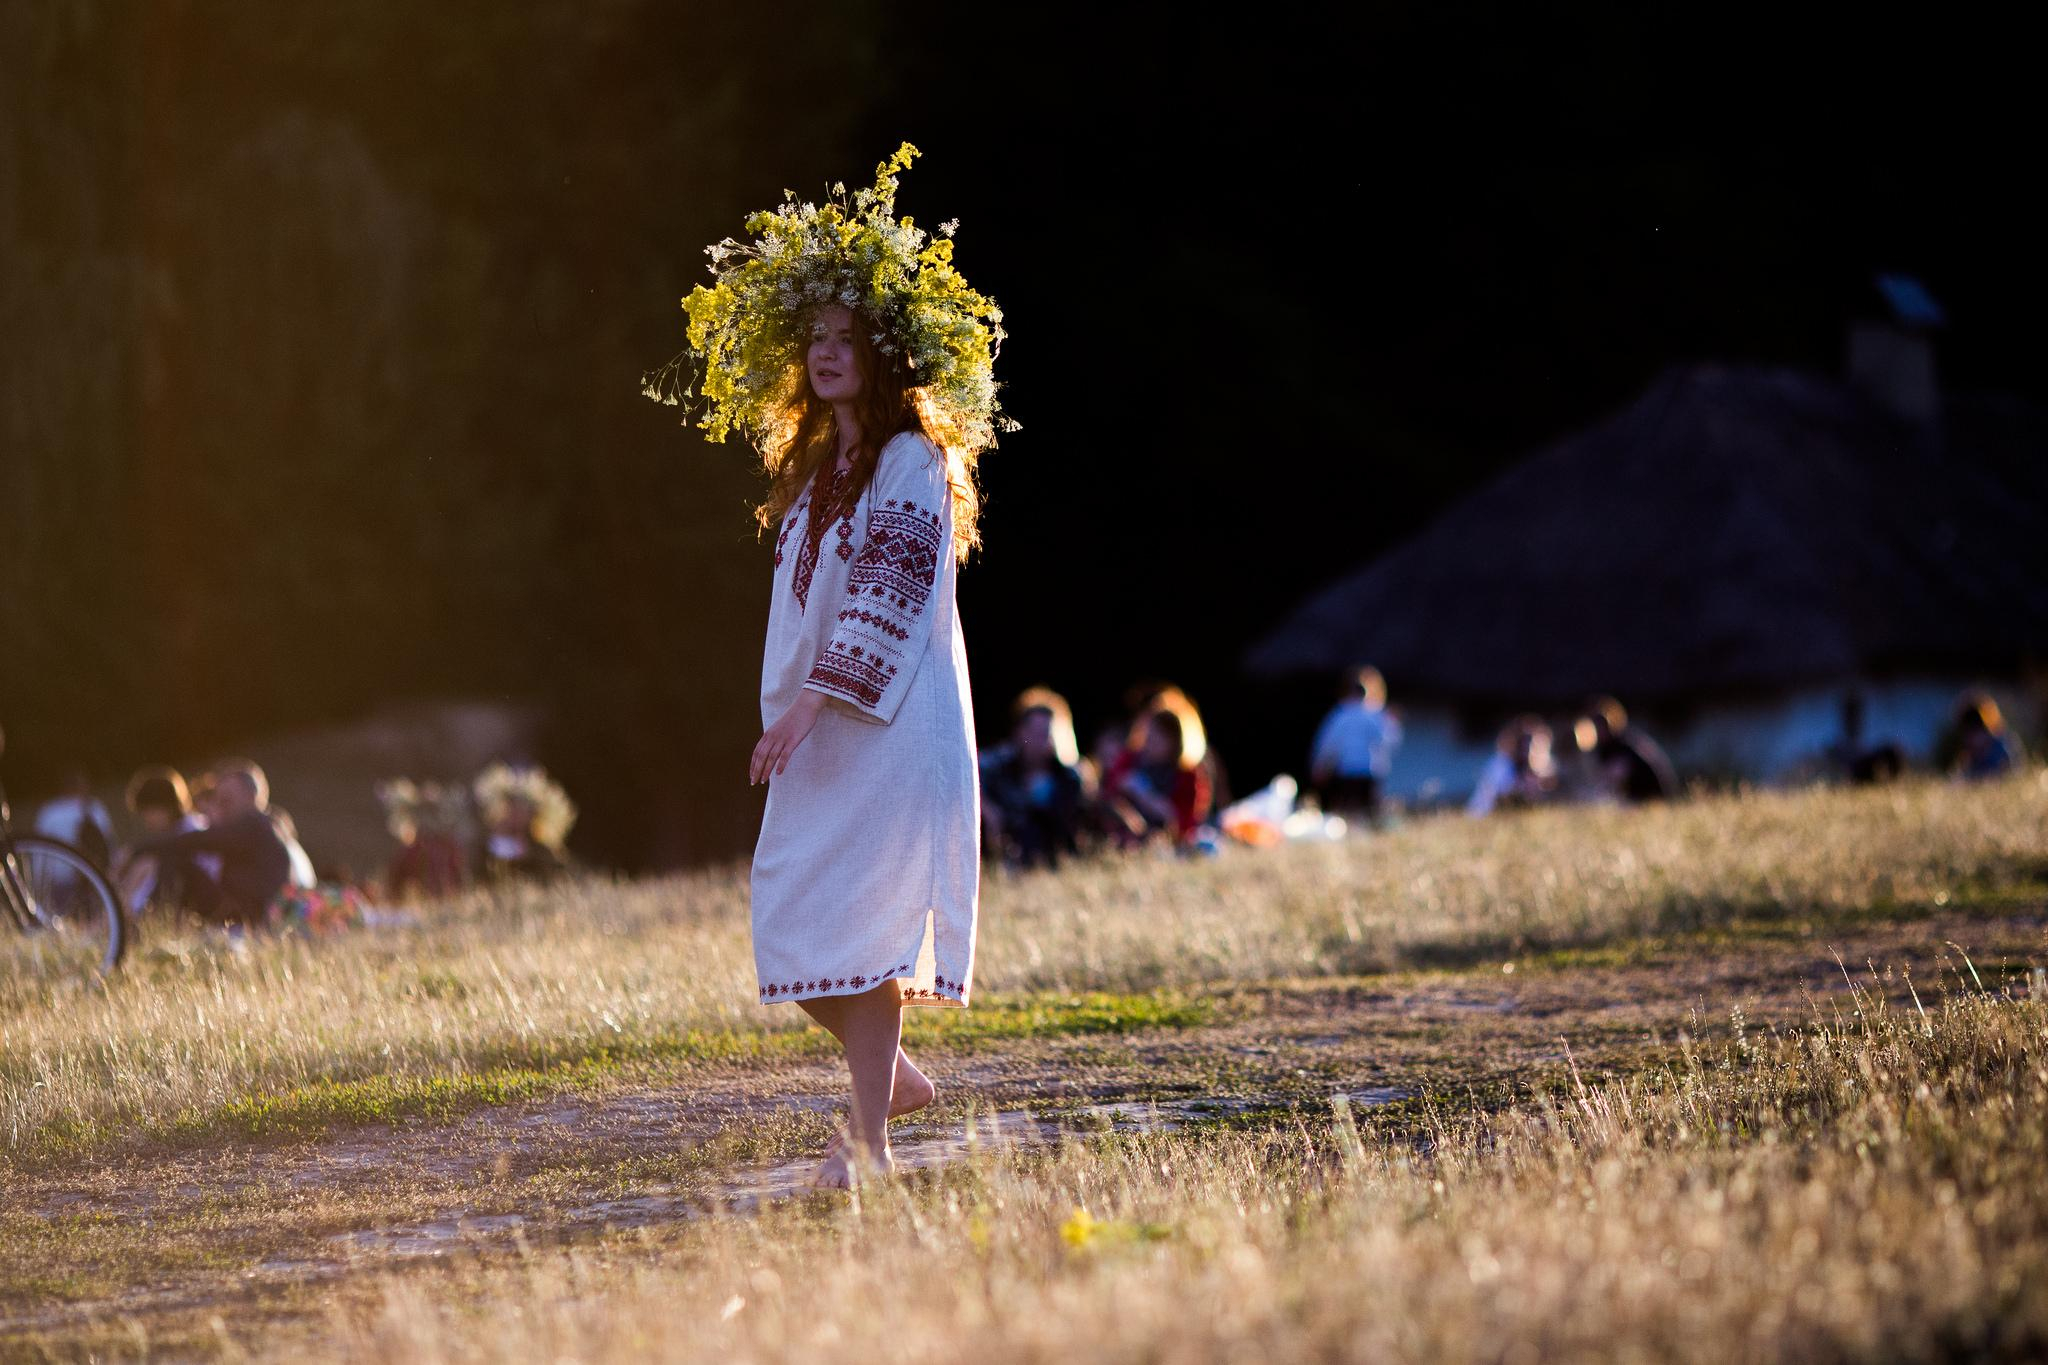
797 979 906 1187
821 1047 935 1157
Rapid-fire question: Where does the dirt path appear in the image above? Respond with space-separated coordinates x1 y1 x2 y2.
5 908 2042 1349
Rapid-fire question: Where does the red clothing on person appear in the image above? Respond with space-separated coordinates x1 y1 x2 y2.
386 832 468 900
1102 748 1212 843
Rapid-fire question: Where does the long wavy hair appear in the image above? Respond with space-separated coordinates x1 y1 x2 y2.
1123 684 1209 772
1010 684 1083 769
752 306 984 564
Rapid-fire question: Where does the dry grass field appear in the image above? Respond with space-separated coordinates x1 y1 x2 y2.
3 767 2045 1361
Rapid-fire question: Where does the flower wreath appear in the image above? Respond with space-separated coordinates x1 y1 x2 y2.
373 776 469 841
471 762 577 852
642 141 1018 457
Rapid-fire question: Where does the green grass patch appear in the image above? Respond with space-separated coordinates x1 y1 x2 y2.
14 990 1214 1163
908 989 1215 1044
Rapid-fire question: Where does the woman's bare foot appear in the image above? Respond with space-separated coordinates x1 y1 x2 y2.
824 1050 936 1156
811 1140 893 1189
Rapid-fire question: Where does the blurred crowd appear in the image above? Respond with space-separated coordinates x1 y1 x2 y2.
974 670 2032 874
1453 682 2023 819
26 677 2027 902
26 756 580 935
978 682 1234 871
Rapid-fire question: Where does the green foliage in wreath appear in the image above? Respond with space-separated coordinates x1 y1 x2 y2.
644 142 1017 456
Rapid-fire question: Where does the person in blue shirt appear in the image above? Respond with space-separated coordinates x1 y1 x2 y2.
1308 666 1403 823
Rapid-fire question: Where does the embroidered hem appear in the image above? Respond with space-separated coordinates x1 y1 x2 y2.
758 964 969 1008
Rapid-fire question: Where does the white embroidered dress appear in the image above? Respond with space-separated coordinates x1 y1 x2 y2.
751 428 980 1008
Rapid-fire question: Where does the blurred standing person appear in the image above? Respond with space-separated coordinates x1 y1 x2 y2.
1943 689 2021 780
32 767 115 870
980 687 1089 871
1576 696 1677 803
1467 715 1559 816
1307 666 1402 825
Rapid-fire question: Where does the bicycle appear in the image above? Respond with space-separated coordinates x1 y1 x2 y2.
0 722 128 976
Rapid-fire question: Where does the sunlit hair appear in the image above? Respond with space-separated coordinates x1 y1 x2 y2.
752 305 984 565
211 757 269 809
1125 683 1208 771
1954 688 2007 735
1010 685 1081 769
1348 665 1386 707
124 764 191 816
1583 694 1627 734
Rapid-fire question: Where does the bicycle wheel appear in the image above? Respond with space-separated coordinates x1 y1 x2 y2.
2 835 128 976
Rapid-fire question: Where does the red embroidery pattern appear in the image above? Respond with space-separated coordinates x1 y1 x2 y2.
900 985 967 1003
759 967 967 1002
808 642 897 707
850 499 943 616
773 508 800 567
804 495 944 711
835 606 911 640
791 466 857 613
761 962 910 999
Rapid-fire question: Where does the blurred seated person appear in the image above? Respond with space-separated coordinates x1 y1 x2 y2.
1308 665 1402 825
1942 689 2021 781
1823 691 1905 785
981 686 1090 871
186 772 228 887
112 764 204 916
1100 696 1214 851
214 756 315 889
472 762 575 884
32 766 115 869
1467 715 1559 816
1575 695 1677 803
121 763 291 927
377 778 471 901
1115 679 1230 827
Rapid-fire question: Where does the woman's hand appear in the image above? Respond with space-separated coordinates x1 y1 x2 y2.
751 689 829 785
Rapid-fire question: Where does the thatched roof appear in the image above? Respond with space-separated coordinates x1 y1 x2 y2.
1244 364 2048 703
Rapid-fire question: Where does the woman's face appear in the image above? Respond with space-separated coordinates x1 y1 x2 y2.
806 303 864 404
1015 709 1053 760
1143 718 1176 763
493 797 536 838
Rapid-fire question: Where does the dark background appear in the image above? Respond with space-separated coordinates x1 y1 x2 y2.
3 1 2039 869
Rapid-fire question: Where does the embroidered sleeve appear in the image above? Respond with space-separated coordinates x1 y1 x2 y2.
801 436 950 724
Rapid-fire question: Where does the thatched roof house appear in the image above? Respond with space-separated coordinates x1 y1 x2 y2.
1248 363 2048 702
1246 359 2048 794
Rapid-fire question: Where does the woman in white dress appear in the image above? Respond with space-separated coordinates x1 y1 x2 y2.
647 145 1012 1186
749 302 983 1186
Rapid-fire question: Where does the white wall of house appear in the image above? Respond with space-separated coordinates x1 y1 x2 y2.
1345 675 2039 809
1660 676 2038 782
